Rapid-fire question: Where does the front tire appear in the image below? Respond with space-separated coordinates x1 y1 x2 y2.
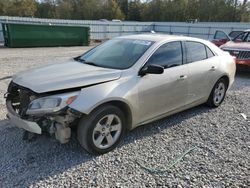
207 78 228 108
77 105 126 155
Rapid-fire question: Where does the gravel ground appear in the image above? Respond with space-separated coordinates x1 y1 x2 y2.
0 46 249 188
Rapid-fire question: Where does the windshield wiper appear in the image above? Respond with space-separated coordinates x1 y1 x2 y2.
74 57 98 66
84 61 99 67
74 56 84 62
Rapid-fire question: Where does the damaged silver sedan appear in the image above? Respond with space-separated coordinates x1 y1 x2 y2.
6 34 236 154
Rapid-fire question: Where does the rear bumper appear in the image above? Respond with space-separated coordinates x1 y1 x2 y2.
6 100 42 134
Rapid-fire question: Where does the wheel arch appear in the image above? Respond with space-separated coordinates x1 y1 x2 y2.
219 74 230 88
207 74 230 102
206 74 229 107
88 100 133 130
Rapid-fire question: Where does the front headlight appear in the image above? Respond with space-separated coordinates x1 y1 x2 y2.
26 91 79 115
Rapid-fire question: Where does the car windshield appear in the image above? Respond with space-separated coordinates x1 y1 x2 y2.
77 38 154 70
233 31 250 42
229 31 243 39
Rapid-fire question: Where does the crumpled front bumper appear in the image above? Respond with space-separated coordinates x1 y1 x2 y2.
6 100 42 134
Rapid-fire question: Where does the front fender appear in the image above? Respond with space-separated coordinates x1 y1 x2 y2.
68 77 139 123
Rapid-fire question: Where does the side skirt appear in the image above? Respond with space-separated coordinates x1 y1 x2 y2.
132 97 207 129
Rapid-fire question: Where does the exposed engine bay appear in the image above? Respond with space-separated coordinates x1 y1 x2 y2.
6 82 82 143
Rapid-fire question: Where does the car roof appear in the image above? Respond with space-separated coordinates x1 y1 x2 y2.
117 33 206 43
118 33 224 56
244 29 250 32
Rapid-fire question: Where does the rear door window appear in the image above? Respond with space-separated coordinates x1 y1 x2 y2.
185 42 207 63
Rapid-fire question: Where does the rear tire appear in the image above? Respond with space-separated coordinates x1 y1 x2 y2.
77 105 126 155
207 78 228 108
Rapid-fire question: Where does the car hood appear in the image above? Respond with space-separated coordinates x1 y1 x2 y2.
221 41 250 50
12 60 122 93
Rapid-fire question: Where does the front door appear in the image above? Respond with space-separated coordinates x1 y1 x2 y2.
137 41 189 123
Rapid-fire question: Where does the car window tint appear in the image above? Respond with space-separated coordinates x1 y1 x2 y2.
246 32 250 42
234 32 247 41
206 47 215 58
229 31 243 38
147 42 182 68
214 31 228 39
186 42 207 63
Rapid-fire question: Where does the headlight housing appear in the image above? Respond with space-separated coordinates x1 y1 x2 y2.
26 91 79 115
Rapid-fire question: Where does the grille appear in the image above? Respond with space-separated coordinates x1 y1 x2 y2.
7 82 35 117
237 51 250 60
224 49 250 60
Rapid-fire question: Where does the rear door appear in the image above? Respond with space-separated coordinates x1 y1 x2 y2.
184 41 218 105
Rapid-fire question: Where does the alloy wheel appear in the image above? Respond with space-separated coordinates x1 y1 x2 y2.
213 82 226 105
92 114 122 149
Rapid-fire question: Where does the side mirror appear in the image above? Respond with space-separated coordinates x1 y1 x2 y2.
139 64 164 76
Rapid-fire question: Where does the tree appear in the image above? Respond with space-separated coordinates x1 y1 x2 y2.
0 0 7 15
3 0 37 17
118 0 128 18
141 0 165 21
35 0 56 18
240 0 250 21
0 0 249 22
55 0 74 19
127 0 142 21
170 0 188 21
186 0 199 21
100 0 125 20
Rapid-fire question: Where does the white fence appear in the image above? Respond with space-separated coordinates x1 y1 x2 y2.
0 16 250 43
154 22 250 40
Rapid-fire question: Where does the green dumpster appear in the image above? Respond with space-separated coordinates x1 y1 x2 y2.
2 23 90 47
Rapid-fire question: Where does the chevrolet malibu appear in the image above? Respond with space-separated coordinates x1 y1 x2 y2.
6 34 236 154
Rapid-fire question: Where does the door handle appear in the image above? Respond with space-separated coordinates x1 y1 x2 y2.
210 66 216 71
178 75 188 80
